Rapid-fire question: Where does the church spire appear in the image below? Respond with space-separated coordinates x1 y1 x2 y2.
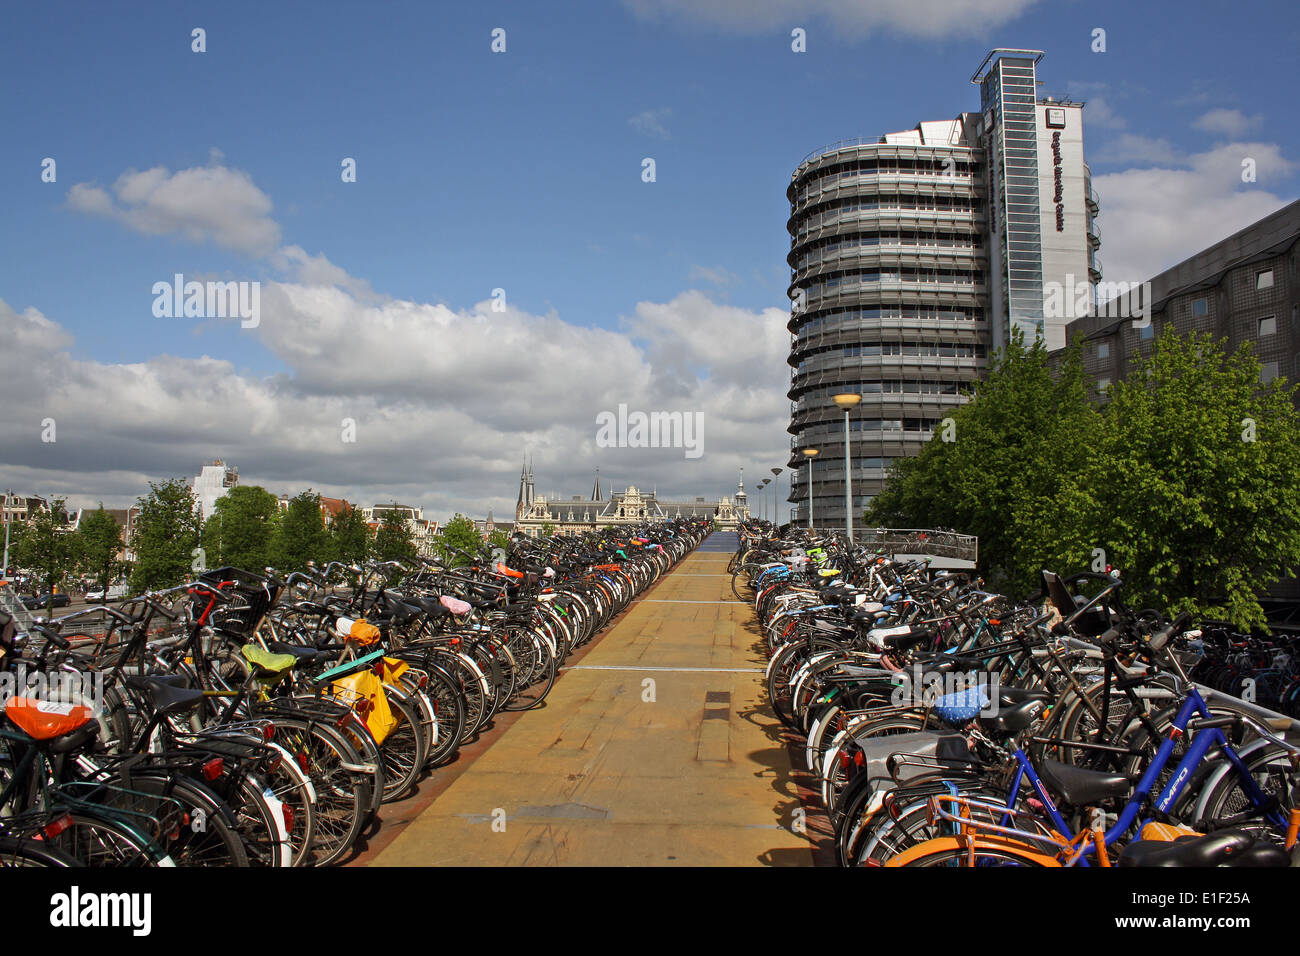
591 467 602 502
515 459 528 517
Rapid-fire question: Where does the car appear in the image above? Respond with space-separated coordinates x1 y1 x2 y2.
21 592 71 610
85 584 128 602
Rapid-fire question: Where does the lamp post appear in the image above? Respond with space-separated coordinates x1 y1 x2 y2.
758 479 770 521
801 448 819 529
771 467 782 529
1 490 11 583
832 393 861 544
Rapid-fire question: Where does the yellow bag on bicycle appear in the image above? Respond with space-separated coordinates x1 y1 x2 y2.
333 668 397 744
377 656 409 687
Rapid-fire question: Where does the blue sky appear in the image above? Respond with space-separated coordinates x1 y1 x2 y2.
2 0 1297 519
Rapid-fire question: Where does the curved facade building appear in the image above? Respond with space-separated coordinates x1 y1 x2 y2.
786 117 990 525
785 50 1098 528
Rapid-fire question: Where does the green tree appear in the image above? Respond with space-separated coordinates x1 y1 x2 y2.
13 499 81 596
372 506 418 563
76 504 124 594
329 503 372 568
130 479 201 592
271 492 331 571
486 527 511 559
1060 329 1300 629
539 522 556 539
432 513 478 566
202 485 280 572
867 332 1099 595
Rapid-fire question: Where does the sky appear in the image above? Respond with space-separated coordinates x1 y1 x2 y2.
2 0 1298 524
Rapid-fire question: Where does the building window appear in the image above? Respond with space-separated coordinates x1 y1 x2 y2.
1097 341 1109 360
1096 377 1111 394
1261 362 1279 383
1140 323 1154 340
1257 269 1274 291
1260 315 1277 336
1192 297 1208 317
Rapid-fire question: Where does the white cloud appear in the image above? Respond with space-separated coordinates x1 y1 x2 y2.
1090 133 1182 166
622 0 1038 37
0 285 792 522
688 264 740 286
1081 96 1125 130
628 108 672 139
66 164 281 256
1094 142 1296 284
1192 108 1264 138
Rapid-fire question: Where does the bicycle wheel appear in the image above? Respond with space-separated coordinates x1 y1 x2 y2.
376 685 427 803
887 836 1059 867
1194 742 1297 841
271 718 372 867
0 832 84 867
95 772 250 867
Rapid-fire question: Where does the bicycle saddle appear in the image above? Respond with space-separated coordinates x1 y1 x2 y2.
265 640 330 665
5 696 95 746
125 674 207 715
977 697 1046 736
1118 829 1286 867
1036 758 1130 806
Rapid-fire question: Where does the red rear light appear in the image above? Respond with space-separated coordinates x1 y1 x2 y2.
202 757 224 781
838 751 851 769
43 813 74 839
853 750 865 767
263 722 276 741
297 751 310 773
282 804 296 833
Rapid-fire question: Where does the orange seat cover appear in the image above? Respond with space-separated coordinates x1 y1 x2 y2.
6 697 92 740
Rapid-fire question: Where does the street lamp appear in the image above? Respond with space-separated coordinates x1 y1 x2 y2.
832 393 861 544
801 448 819 529
758 478 770 521
1 490 11 583
771 467 782 529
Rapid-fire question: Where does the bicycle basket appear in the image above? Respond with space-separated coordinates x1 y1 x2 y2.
196 567 281 638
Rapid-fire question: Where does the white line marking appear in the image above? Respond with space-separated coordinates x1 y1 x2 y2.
561 665 765 673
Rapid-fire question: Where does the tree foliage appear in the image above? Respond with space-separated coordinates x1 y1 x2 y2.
434 513 480 567
329 504 372 567
77 504 124 594
271 491 331 571
130 479 201 592
373 506 418 563
203 486 280 572
866 328 1300 629
13 499 81 594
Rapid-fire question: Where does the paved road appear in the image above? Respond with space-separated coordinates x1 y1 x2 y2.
372 532 817 866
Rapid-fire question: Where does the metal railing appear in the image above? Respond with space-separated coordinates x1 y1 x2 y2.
854 528 979 562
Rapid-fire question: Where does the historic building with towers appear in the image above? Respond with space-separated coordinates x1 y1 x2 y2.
512 464 750 536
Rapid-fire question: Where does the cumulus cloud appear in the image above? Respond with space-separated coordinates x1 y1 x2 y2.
628 108 672 139
1090 133 1182 166
622 0 1038 37
1192 108 1264 138
1094 141 1297 284
0 282 791 520
66 164 281 256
